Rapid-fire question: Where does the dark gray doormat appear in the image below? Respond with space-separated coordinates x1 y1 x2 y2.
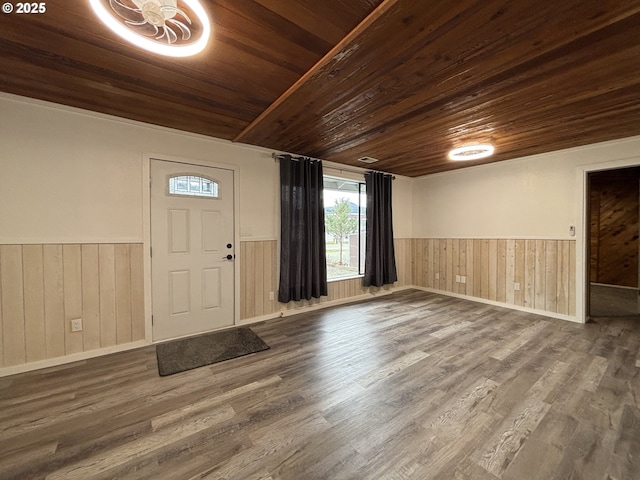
156 327 269 376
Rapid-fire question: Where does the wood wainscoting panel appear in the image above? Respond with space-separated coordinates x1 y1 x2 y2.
130 244 146 342
114 244 132 345
524 239 536 310
412 238 575 317
0 245 26 366
240 240 279 320
506 240 516 305
81 244 101 351
62 244 84 355
534 239 547 311
0 243 145 368
280 237 410 312
394 238 411 287
473 239 483 298
43 245 65 359
240 238 412 321
22 245 46 363
98 244 117 348
545 240 558 313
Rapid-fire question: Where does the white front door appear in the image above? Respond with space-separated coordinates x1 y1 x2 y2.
151 159 235 341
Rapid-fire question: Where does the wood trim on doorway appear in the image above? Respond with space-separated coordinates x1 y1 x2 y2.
577 157 640 323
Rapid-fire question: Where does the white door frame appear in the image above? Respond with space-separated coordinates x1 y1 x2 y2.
142 153 240 343
576 156 640 324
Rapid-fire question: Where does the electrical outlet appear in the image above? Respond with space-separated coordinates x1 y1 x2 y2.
514 282 521 291
71 319 83 332
455 275 460 283
435 272 440 280
460 276 467 284
269 291 274 301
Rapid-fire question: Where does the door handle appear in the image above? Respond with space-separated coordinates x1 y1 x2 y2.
222 254 235 260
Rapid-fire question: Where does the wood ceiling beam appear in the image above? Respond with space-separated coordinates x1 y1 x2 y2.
233 0 398 144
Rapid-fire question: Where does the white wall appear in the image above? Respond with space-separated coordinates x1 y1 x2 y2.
4 93 640 332
0 94 414 244
0 94 278 243
391 175 413 238
412 136 640 239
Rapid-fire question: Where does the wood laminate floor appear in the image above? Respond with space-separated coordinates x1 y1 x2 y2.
1 289 639 479
590 283 640 317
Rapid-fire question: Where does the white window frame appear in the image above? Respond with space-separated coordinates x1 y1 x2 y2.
323 175 366 281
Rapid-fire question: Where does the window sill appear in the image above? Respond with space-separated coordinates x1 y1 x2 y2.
327 275 364 283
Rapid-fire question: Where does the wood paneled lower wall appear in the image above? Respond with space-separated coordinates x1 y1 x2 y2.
240 238 576 321
239 240 278 320
410 238 576 317
240 239 412 320
1 238 576 371
0 244 145 368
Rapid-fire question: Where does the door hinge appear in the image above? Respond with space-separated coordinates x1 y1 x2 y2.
151 315 154 325
150 246 152 257
149 177 152 188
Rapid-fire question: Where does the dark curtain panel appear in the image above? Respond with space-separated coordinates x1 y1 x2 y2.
278 155 328 302
364 171 398 287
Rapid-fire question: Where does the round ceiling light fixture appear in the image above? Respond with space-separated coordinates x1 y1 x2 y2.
89 0 211 57
448 143 495 161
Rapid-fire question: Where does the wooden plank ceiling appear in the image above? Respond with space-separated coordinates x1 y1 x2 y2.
1 0 640 177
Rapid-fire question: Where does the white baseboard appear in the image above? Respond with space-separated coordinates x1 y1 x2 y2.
238 285 414 325
0 340 149 378
1 284 579 378
279 285 414 318
237 312 281 326
221 284 581 329
411 286 581 323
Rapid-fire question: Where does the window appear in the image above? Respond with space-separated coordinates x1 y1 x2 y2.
324 176 366 280
169 175 219 198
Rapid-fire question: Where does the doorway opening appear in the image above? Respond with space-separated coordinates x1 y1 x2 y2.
587 166 640 318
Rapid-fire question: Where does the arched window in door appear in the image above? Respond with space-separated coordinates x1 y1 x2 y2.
168 175 219 198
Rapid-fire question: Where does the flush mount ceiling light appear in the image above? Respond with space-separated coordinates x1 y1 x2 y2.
448 143 495 161
89 0 211 57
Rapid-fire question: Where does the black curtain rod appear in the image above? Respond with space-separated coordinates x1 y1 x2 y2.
272 152 395 179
